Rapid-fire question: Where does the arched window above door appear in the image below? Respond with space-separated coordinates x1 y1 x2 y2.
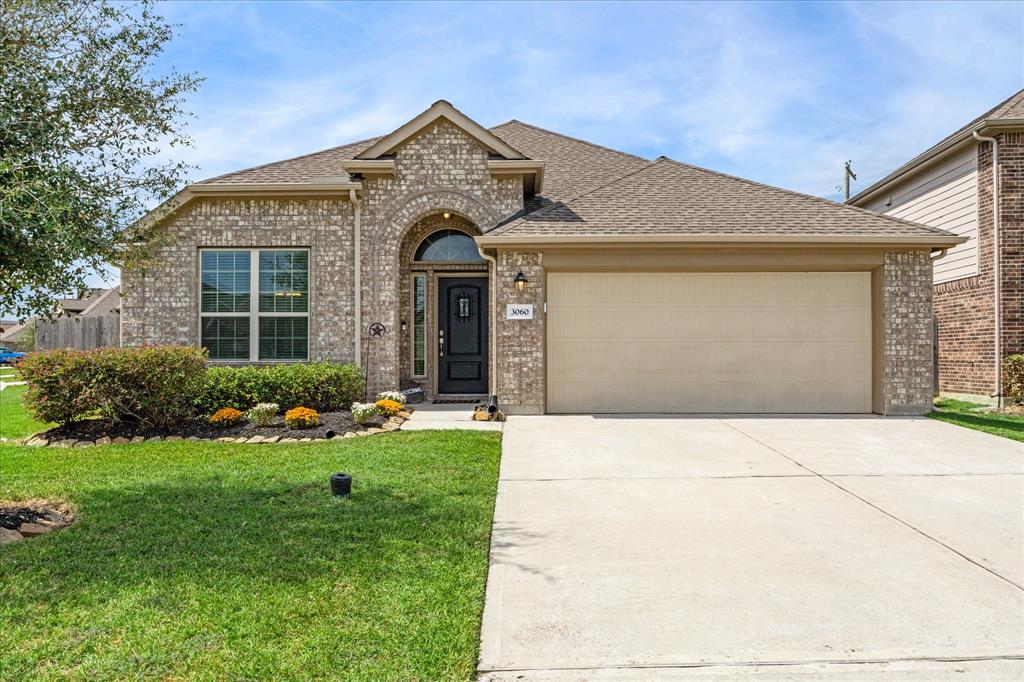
414 229 483 262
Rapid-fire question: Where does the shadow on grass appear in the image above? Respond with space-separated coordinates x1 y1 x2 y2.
930 410 1024 439
2 475 492 593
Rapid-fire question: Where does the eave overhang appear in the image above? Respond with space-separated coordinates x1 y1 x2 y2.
131 179 363 234
475 233 968 250
487 159 545 194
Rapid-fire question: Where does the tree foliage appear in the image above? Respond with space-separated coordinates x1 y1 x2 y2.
0 0 200 320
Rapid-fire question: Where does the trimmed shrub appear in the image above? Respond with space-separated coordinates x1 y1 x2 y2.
351 402 378 425
1003 355 1024 404
209 407 243 427
284 406 319 429
246 402 279 427
196 363 362 414
376 390 406 406
375 399 402 417
19 346 207 427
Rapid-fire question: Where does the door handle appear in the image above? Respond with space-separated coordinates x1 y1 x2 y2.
439 330 444 357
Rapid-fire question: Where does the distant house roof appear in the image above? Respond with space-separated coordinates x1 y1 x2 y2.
849 88 1024 205
55 286 120 316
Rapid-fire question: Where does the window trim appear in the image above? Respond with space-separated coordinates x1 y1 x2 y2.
199 247 311 362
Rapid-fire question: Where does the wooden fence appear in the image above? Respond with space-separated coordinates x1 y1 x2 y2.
34 314 121 351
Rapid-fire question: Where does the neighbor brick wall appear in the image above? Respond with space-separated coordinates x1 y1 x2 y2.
882 250 935 415
120 198 356 363
934 133 1024 397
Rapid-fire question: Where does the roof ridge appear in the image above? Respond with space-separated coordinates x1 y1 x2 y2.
490 119 649 163
656 156 954 236
197 135 383 184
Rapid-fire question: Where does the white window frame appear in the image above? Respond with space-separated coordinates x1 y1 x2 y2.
199 247 311 362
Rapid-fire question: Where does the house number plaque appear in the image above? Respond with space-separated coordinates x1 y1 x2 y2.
506 304 534 320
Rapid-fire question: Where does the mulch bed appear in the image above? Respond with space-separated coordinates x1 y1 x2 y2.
38 410 387 443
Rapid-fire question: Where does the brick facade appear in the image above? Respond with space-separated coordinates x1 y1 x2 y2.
122 117 942 415
121 198 356 363
934 133 1024 398
882 250 936 415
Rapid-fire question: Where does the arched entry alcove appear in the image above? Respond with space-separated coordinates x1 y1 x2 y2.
397 212 488 397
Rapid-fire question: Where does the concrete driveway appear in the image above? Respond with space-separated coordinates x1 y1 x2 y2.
479 416 1024 680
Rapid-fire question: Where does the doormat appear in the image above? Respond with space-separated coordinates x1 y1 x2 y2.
432 399 481 404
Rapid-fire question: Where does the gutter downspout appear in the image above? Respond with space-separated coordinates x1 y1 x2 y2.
349 189 362 368
974 130 1001 407
476 242 497 398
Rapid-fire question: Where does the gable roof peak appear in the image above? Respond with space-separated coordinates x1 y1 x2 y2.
356 100 527 160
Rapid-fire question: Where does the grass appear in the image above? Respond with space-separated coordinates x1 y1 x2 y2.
0 391 502 680
930 398 1024 443
0 384 52 441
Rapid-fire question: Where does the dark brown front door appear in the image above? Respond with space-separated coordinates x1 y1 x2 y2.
438 277 488 395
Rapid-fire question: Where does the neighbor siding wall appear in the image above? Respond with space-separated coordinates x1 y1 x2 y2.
864 147 978 284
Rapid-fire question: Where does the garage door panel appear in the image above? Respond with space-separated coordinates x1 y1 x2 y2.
547 272 872 413
549 341 870 381
551 306 870 342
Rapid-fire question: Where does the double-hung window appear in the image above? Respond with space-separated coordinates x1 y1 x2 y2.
200 249 309 361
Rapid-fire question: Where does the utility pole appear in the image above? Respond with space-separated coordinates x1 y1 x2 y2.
843 160 857 201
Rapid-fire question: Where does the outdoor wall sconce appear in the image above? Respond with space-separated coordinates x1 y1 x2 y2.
514 272 528 292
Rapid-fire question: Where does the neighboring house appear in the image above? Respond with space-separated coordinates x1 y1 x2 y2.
55 286 121 318
849 89 1023 403
123 100 961 415
0 320 31 349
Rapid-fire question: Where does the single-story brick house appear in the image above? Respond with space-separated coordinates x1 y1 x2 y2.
850 88 1023 405
123 101 963 415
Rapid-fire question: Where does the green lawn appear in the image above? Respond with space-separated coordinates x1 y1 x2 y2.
930 398 1024 443
0 425 501 679
0 384 53 441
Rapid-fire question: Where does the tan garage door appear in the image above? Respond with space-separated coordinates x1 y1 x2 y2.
546 272 872 413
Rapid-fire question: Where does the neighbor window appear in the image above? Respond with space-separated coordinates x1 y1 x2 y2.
200 249 309 361
412 274 426 376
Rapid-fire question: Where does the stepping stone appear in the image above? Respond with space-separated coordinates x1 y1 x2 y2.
0 528 24 544
17 522 51 537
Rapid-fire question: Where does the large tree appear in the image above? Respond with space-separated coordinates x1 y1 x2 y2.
0 0 200 320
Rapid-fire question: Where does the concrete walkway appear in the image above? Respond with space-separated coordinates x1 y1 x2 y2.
479 416 1024 680
401 402 503 431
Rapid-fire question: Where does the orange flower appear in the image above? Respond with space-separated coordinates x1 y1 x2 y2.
209 407 243 427
375 399 402 416
284 406 320 429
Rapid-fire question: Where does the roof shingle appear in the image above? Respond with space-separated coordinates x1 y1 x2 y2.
487 157 959 241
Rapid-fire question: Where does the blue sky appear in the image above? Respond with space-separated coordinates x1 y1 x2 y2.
95 0 1024 287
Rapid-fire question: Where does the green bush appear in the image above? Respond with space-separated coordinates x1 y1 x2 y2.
19 346 207 427
196 363 363 414
1003 355 1024 404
